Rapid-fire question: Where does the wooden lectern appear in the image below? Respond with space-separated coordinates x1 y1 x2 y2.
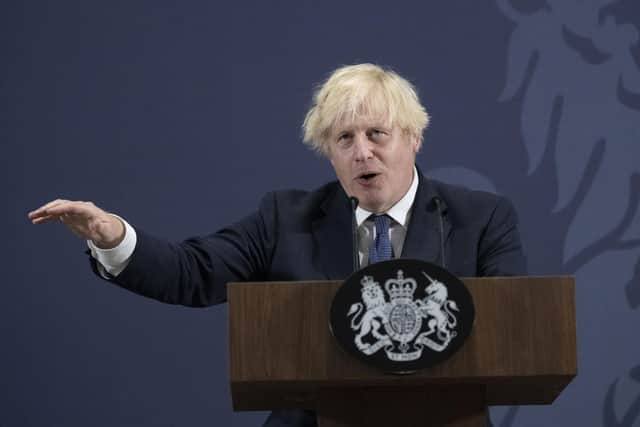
228 276 576 427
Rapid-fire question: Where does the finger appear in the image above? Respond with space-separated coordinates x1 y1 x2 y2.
28 199 70 219
29 209 57 220
32 200 81 218
29 202 82 222
45 202 96 217
34 198 69 213
31 214 60 224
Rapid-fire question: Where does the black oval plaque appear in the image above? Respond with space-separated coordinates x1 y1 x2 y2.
329 259 475 374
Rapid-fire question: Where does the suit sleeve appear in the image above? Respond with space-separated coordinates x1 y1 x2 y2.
89 193 278 307
477 196 527 276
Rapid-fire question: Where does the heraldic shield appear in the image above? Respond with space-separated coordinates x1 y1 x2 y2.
329 259 475 373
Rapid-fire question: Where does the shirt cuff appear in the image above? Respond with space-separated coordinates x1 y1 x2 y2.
87 214 137 277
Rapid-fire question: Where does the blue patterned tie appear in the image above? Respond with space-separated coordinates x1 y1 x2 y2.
368 215 393 264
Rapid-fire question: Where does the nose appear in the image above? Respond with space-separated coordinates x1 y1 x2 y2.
353 132 374 162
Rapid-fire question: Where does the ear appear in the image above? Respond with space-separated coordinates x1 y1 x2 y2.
327 147 336 166
412 135 422 153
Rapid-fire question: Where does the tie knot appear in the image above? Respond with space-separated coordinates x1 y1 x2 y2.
372 214 391 233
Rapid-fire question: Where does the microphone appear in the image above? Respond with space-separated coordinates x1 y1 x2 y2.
349 197 360 273
433 197 447 269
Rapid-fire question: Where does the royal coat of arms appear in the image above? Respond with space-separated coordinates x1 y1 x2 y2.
347 270 460 361
330 259 474 372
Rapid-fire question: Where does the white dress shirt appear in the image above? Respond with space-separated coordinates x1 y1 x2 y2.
89 167 419 275
355 166 418 267
87 216 137 277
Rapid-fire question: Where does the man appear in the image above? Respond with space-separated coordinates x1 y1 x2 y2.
29 64 526 426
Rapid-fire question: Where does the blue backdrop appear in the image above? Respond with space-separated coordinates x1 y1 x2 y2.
2 0 640 426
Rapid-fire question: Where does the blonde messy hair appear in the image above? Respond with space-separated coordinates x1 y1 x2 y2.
302 63 430 156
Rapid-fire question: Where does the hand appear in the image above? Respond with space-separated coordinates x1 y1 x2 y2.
28 199 126 249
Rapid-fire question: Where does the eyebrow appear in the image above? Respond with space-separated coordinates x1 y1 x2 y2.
336 122 391 132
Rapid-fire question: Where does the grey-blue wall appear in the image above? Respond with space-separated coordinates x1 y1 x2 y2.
2 1 639 426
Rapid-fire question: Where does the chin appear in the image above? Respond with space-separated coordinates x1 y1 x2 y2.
358 197 386 213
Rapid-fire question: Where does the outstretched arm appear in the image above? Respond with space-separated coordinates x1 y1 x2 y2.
29 194 277 307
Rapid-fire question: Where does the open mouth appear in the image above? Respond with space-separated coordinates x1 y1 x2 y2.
357 172 381 182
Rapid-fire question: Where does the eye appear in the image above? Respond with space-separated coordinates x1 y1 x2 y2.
368 128 389 140
336 132 353 146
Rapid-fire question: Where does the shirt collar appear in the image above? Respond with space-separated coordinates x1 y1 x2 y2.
355 166 419 228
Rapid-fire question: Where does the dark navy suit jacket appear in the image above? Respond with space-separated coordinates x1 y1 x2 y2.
96 170 527 426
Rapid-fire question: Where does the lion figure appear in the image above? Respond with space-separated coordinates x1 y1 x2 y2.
348 277 389 351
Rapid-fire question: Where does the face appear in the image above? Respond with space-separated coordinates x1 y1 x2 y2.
328 116 420 213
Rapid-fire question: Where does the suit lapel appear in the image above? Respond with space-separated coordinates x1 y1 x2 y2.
310 171 452 277
311 185 354 280
401 172 452 267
